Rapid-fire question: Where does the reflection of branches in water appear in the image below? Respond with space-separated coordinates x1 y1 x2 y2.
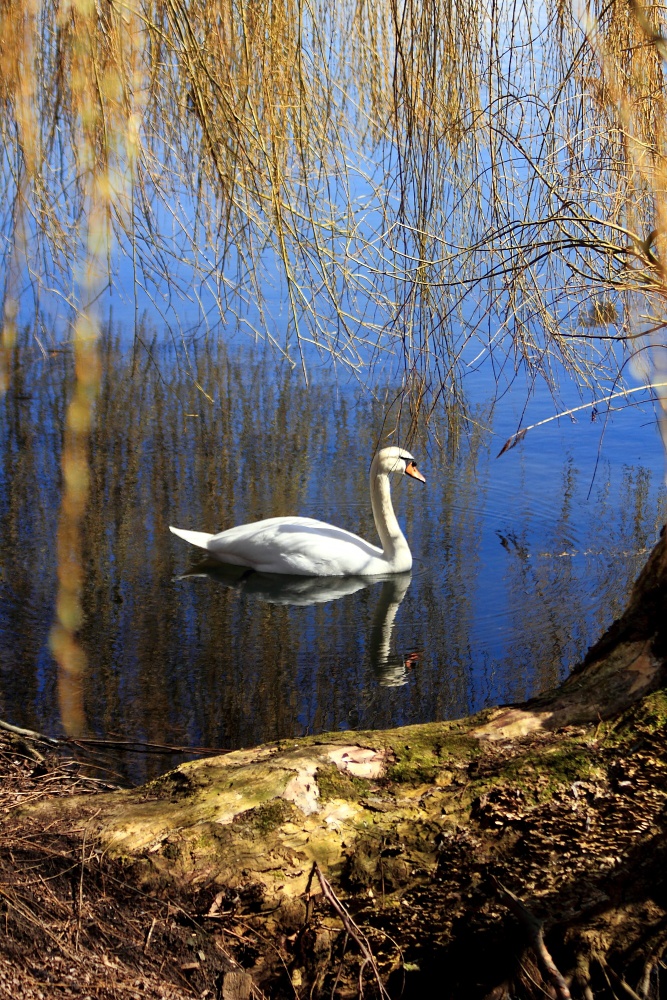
1 334 435 748
493 461 666 702
3 334 666 780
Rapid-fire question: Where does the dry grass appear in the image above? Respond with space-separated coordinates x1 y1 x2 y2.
0 731 271 1000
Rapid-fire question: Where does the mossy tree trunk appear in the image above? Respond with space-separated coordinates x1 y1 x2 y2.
16 528 667 998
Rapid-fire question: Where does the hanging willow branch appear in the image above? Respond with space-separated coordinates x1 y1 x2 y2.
1 0 667 404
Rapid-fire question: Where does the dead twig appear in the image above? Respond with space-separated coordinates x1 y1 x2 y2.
491 876 571 1000
0 716 232 759
66 736 232 756
0 718 59 748
330 930 349 1000
144 915 157 953
310 861 391 999
604 962 645 1000
496 382 667 457
75 825 87 951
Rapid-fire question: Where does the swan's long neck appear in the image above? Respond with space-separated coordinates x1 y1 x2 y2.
370 457 412 571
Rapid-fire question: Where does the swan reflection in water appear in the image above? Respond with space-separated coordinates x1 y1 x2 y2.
179 562 419 687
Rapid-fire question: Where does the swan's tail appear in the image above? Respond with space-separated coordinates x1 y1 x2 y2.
169 525 215 550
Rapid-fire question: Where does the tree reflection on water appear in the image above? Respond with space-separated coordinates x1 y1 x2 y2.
0 334 664 783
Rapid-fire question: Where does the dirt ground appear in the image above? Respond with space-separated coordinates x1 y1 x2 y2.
2 698 667 1000
0 734 271 1000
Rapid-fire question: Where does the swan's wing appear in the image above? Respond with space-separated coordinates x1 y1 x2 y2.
206 516 386 576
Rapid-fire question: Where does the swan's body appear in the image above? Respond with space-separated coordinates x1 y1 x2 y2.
169 446 425 577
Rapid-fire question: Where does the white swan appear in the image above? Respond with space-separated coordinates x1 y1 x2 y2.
169 446 425 576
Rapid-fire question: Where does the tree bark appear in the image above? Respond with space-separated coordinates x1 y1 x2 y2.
13 527 667 998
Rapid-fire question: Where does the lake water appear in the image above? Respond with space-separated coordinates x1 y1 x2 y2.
1 333 665 783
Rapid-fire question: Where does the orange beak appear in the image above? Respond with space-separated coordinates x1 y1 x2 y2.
405 460 426 483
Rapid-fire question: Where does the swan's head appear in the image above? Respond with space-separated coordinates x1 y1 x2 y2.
374 446 426 483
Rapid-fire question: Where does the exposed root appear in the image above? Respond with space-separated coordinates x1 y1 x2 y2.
572 953 595 1000
309 863 390 999
492 878 571 1000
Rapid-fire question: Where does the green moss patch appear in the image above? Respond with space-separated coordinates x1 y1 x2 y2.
500 740 600 802
316 764 369 802
232 798 300 836
383 728 479 784
604 689 667 742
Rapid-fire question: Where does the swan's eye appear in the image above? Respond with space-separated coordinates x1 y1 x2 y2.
404 459 426 483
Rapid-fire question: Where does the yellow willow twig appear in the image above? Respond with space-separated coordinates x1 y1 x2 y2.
49 316 101 738
47 0 145 737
